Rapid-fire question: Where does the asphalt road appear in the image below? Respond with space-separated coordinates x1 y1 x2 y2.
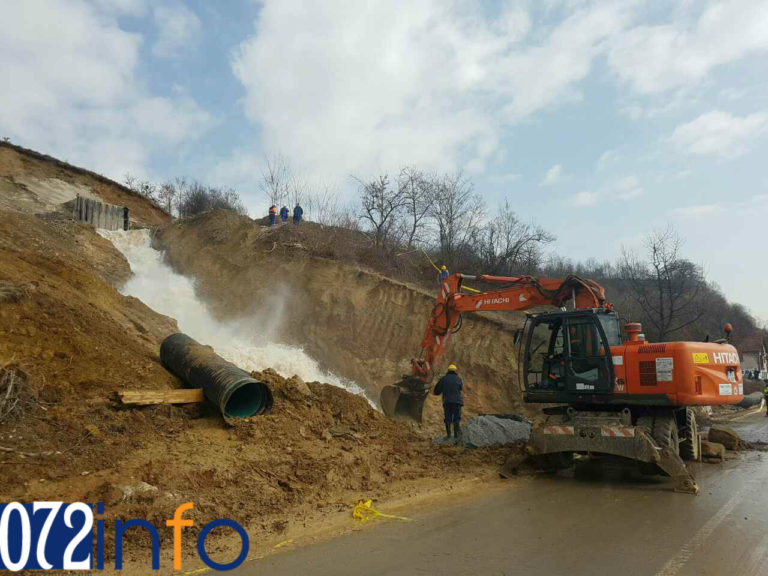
238 412 768 576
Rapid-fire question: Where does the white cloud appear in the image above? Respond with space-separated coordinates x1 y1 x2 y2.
540 164 564 186
0 0 212 179
609 0 768 94
487 172 522 184
571 190 598 206
231 0 635 181
153 3 201 57
92 0 146 15
615 175 643 199
674 203 722 218
674 195 768 219
569 175 642 207
596 149 617 171
670 110 768 157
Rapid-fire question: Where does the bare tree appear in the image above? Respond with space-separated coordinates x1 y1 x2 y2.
620 226 705 341
123 173 158 203
260 155 291 207
398 167 431 249
476 200 555 274
357 175 405 247
158 181 178 214
428 172 484 268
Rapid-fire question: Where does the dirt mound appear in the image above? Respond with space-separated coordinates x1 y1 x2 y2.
0 210 179 498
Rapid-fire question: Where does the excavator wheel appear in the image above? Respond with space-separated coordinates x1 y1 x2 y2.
679 408 700 461
636 415 678 476
380 376 430 423
637 413 699 494
531 452 574 473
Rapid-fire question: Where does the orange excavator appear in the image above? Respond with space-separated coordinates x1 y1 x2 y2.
380 273 744 494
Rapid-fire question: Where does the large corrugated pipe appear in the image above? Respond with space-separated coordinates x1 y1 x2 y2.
160 333 273 419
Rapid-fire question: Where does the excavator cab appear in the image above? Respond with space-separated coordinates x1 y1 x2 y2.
522 309 619 404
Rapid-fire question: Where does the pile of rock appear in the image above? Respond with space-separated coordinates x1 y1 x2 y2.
441 415 531 448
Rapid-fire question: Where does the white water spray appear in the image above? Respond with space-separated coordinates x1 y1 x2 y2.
100 229 370 401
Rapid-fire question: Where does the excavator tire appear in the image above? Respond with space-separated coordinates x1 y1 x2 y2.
636 415 679 476
679 408 700 461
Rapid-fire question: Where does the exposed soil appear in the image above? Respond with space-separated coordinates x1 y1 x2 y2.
0 142 170 226
0 208 510 573
157 211 528 431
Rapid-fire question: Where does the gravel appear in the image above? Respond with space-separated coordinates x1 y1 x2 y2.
434 414 531 448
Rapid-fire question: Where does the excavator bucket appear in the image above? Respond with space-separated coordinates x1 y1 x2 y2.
380 376 431 422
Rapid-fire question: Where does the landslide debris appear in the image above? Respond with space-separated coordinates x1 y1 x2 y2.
0 209 507 569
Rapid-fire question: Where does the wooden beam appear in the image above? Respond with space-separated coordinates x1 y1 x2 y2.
118 388 205 406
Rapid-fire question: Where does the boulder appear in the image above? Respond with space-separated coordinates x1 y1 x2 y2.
701 440 726 462
708 425 741 451
286 375 312 397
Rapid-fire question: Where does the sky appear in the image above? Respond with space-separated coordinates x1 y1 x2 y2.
1 0 767 320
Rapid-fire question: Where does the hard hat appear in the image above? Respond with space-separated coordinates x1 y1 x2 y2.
441 265 447 271
447 364 457 372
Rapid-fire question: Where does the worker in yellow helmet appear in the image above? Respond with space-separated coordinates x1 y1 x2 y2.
440 265 449 280
433 364 463 441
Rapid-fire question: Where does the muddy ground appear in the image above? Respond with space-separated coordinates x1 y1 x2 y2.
0 210 510 571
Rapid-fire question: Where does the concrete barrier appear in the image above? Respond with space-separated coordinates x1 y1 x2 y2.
69 195 130 230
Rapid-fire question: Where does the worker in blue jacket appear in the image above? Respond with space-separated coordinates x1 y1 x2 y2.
293 202 303 224
433 364 464 440
279 205 289 223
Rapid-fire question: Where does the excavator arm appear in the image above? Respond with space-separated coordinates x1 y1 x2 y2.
380 273 606 420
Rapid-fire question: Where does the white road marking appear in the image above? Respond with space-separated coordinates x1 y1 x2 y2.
743 533 768 576
655 457 768 576
655 494 741 576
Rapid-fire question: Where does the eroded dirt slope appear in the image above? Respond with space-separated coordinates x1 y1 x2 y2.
0 142 170 226
157 211 525 422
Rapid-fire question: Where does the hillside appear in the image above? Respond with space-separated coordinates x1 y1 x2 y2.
157 211 524 424
0 141 170 227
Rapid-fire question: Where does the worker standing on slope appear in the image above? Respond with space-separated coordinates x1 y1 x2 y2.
279 205 289 223
433 364 463 441
268 205 277 226
293 202 303 224
440 265 449 280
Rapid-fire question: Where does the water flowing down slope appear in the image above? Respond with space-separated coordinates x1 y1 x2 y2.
100 229 370 401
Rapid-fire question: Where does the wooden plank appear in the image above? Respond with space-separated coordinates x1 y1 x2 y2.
118 388 205 406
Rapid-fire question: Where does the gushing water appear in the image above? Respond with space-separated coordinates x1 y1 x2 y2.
100 229 370 400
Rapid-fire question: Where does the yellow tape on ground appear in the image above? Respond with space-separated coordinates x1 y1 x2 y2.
352 499 411 522
181 567 211 575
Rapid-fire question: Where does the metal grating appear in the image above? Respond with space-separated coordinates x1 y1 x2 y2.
639 361 658 386
638 344 667 354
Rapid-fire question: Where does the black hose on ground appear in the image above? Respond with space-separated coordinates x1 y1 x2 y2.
160 333 273 419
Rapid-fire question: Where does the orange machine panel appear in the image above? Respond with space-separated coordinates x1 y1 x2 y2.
612 341 743 406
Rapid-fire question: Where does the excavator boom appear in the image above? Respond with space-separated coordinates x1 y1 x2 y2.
380 273 605 420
